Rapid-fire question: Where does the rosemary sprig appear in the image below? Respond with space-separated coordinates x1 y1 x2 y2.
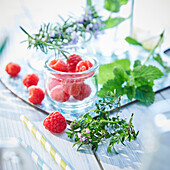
20 26 69 58
66 94 139 154
20 5 104 57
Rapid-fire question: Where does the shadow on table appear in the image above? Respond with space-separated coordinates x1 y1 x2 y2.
96 138 143 170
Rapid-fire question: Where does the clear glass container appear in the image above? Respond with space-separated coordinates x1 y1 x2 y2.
44 53 99 112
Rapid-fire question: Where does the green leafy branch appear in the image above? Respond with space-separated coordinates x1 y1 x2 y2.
98 32 165 105
103 0 131 29
67 95 139 154
98 59 163 105
20 26 69 59
125 31 170 73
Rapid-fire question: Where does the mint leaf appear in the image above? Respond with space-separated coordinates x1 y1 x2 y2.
98 66 128 97
98 59 130 85
86 0 92 6
133 60 141 68
134 77 154 87
98 79 119 97
125 37 142 46
135 85 155 105
132 65 163 80
104 0 120 12
153 53 170 73
124 85 135 100
113 66 129 83
120 0 128 5
103 17 125 29
115 87 124 97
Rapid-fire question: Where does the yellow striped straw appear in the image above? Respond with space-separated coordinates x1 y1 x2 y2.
20 115 72 170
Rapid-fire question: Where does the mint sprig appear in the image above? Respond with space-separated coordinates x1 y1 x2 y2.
98 59 163 105
98 31 166 105
103 0 130 30
125 31 170 73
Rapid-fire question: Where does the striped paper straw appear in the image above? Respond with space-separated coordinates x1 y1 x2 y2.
20 115 72 170
18 137 51 170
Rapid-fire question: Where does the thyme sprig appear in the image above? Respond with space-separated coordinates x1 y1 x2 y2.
66 94 139 154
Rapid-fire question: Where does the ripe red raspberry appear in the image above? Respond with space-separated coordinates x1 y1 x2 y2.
50 85 70 102
43 111 67 133
23 73 39 88
47 78 62 91
28 85 45 104
67 54 82 72
73 83 91 100
49 59 67 72
63 81 83 96
5 62 21 77
76 60 93 72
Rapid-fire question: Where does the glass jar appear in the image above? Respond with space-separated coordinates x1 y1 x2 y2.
89 0 134 64
44 53 99 112
26 39 95 73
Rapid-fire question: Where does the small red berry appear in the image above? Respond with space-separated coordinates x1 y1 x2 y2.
47 78 62 91
76 60 93 72
67 54 82 72
50 85 70 102
5 62 21 77
23 73 39 88
73 83 91 100
28 85 45 104
49 59 67 72
43 111 67 133
63 81 83 96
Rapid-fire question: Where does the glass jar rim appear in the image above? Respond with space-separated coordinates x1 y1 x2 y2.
44 54 99 75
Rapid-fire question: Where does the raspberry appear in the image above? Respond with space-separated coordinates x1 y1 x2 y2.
67 54 82 72
47 78 62 91
28 85 45 104
73 83 91 100
63 80 83 96
76 60 93 72
5 62 21 77
50 85 70 102
49 59 67 72
43 111 67 133
23 73 39 88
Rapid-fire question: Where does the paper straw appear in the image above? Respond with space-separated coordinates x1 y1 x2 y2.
20 115 72 170
18 137 51 170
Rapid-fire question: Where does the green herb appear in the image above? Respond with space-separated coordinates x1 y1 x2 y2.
67 95 139 154
103 17 126 29
98 31 166 105
20 5 104 56
98 58 163 105
0 36 8 55
143 31 164 65
125 36 142 46
103 0 131 30
153 53 170 73
125 31 169 73
104 0 129 13
86 0 92 6
21 2 132 56
104 0 121 13
98 59 130 85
